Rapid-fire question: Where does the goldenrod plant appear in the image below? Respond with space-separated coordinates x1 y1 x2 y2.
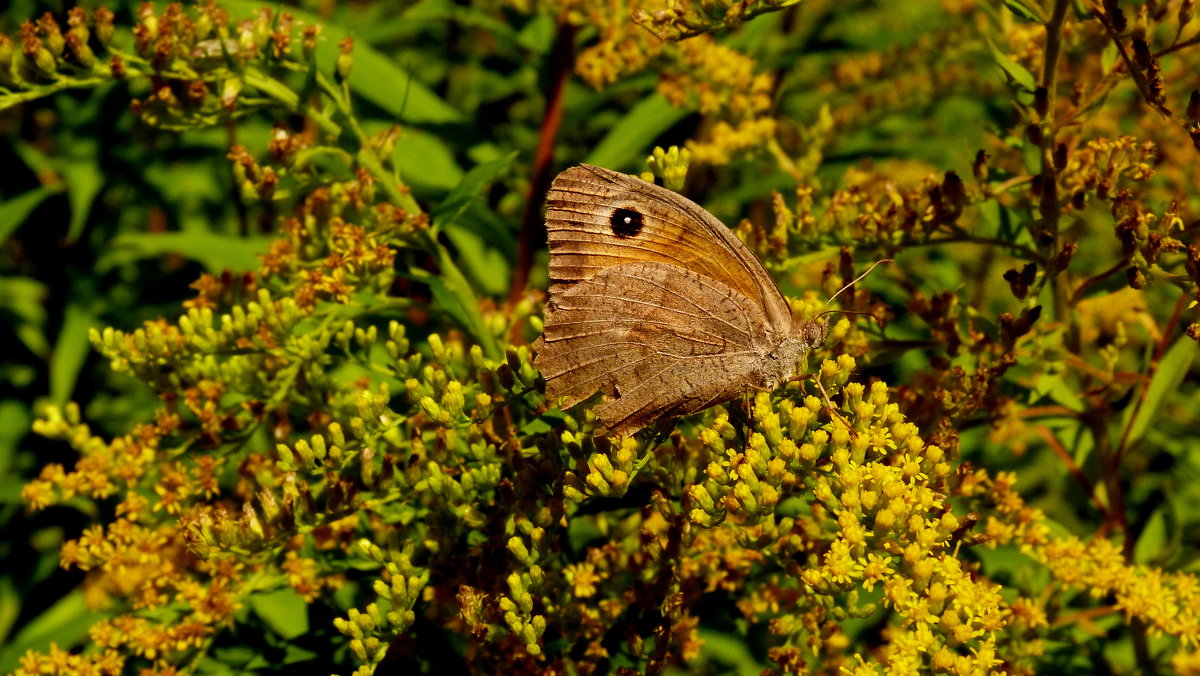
2 1 1200 674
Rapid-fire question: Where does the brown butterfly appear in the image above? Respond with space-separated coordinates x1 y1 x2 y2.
534 164 863 436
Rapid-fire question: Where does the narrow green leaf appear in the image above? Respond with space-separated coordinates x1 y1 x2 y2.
445 220 511 296
0 401 30 477
696 628 765 676
0 187 57 245
520 410 568 436
407 216 500 359
516 13 556 53
0 577 19 648
1033 373 1084 413
1003 0 1044 22
106 232 272 273
0 590 106 674
587 94 689 170
1134 508 1168 565
61 139 103 243
425 153 519 300
433 151 518 226
1123 335 1198 446
0 277 50 356
985 37 1037 95
393 129 464 193
50 304 96 407
63 162 102 243
411 257 499 359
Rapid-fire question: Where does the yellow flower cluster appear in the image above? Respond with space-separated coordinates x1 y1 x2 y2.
558 0 782 165
688 117 778 165
660 36 772 118
761 166 966 258
562 358 1014 674
233 139 420 309
981 471 1200 669
1044 537 1200 645
659 35 777 165
570 0 662 88
17 644 125 676
20 404 166 511
1057 136 1157 209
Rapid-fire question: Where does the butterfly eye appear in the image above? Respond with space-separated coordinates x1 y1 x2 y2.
609 208 644 238
805 322 826 346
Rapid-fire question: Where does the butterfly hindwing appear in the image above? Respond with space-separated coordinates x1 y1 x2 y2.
535 261 775 436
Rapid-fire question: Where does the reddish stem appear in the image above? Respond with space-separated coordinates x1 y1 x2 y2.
510 19 577 305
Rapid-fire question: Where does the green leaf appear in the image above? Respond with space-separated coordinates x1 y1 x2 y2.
393 129 464 193
0 577 19 648
1033 372 1084 413
0 400 30 477
0 590 106 674
426 153 519 299
1003 0 1044 22
985 37 1037 95
696 628 764 676
0 277 50 356
105 231 272 273
49 304 96 407
61 140 103 243
1101 38 1119 75
1134 508 1168 565
411 257 499 359
433 151 519 226
587 94 690 170
407 188 499 360
520 410 568 436
0 186 57 245
516 13 556 53
445 216 512 296
1122 335 1198 447
249 587 310 640
203 647 258 672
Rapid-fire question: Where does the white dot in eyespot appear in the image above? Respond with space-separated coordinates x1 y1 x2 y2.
609 208 645 238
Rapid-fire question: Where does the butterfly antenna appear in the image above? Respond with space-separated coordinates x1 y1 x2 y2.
821 259 893 309
812 377 858 439
816 308 884 326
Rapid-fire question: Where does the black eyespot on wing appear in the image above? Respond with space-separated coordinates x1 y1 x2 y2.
610 208 644 238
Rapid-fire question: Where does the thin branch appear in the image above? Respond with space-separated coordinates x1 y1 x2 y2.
1069 259 1128 304
511 19 577 305
1034 425 1108 517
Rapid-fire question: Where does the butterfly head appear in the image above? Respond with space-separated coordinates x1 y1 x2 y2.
795 315 830 353
760 315 829 390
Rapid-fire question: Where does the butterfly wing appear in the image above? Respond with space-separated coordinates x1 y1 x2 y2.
535 261 774 436
544 165 792 330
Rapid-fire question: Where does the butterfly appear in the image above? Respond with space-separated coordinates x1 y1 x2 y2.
533 164 876 436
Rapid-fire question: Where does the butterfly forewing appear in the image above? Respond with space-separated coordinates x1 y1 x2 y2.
545 165 792 330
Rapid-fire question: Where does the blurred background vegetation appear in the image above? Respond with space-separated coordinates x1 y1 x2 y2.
2 0 1200 674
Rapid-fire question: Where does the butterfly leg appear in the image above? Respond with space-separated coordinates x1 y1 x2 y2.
785 373 858 439
811 376 858 439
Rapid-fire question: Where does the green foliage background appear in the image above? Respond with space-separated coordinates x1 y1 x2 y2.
2 0 1200 674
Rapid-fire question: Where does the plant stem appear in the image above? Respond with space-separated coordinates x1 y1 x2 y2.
511 18 577 305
